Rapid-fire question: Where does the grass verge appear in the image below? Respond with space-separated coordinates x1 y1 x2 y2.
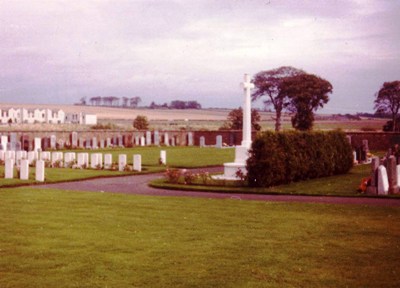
150 164 400 198
0 187 399 287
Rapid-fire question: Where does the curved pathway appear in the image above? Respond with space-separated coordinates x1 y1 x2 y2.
35 167 400 207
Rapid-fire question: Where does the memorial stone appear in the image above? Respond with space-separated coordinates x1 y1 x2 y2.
133 154 142 172
0 151 4 161
50 135 57 149
71 132 78 148
154 131 160 146
216 135 223 148
118 135 123 147
135 136 140 146
10 133 17 151
34 137 42 152
5 158 14 179
187 132 193 146
104 154 112 169
27 151 37 165
64 152 76 167
40 151 51 161
160 150 166 165
85 139 91 149
90 153 99 169
200 136 205 147
171 137 175 146
1 135 8 151
118 154 127 171
6 143 12 151
377 165 389 195
140 136 145 146
387 156 399 194
164 132 169 146
92 137 98 149
20 159 29 180
106 137 112 148
146 131 152 146
100 139 105 149
36 160 45 182
15 142 22 151
79 138 85 149
77 153 86 168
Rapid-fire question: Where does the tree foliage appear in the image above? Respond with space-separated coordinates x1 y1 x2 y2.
220 107 261 131
252 66 305 131
133 115 149 130
281 74 332 131
374 81 400 131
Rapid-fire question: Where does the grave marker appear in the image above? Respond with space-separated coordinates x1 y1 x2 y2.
36 160 45 182
160 150 166 165
200 136 205 147
104 154 112 169
5 158 14 179
119 154 127 171
20 159 29 180
377 165 389 195
133 154 142 172
216 135 223 148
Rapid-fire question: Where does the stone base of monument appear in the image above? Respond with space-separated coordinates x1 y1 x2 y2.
213 146 249 181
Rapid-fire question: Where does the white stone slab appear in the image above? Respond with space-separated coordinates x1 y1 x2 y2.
34 137 41 152
1 135 8 151
5 158 14 179
104 154 112 169
64 152 76 167
164 133 169 146
90 153 99 169
27 151 38 165
0 151 5 161
77 153 86 168
160 150 166 165
20 159 29 180
5 151 15 161
35 160 45 182
40 151 51 161
133 154 142 172
377 165 389 195
119 154 127 171
140 136 145 147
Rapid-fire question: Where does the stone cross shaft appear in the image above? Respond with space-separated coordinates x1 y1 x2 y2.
241 73 254 149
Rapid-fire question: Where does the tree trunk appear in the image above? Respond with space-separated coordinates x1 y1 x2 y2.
275 109 282 132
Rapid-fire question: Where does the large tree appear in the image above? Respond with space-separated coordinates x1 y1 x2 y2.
220 107 261 131
252 66 305 131
281 73 332 131
374 81 400 131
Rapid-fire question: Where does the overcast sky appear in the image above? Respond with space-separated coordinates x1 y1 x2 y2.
1 0 399 113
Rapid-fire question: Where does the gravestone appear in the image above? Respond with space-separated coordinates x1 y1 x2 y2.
90 153 100 169
164 132 169 146
64 152 76 167
100 139 105 149
200 136 205 147
140 136 145 146
71 132 78 148
119 154 127 171
6 143 12 151
377 165 389 195
154 131 160 146
106 137 111 148
362 139 369 155
187 132 193 146
34 137 42 152
171 137 175 146
35 160 45 182
51 151 63 166
0 151 4 161
77 153 87 168
160 150 166 165
5 151 15 161
40 151 51 161
146 131 152 146
92 137 98 149
50 135 57 149
15 151 24 165
387 156 399 194
15 142 22 152
27 151 37 165
133 154 142 172
58 139 65 150
85 139 91 149
135 135 140 146
1 135 8 151
104 154 112 169
97 153 103 168
216 135 223 148
5 158 14 179
79 138 85 149
0 144 3 151
20 159 29 180
10 133 17 151
118 135 123 147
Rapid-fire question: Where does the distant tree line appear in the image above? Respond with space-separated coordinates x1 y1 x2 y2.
149 100 202 109
78 96 142 108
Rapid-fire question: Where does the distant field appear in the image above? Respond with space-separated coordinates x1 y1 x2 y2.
0 103 386 131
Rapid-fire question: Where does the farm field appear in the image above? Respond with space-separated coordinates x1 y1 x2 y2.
0 103 387 131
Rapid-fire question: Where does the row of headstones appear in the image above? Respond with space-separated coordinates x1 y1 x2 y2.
1 133 227 151
366 155 400 195
3 151 168 181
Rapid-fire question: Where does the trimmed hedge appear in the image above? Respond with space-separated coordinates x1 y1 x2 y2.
247 131 353 187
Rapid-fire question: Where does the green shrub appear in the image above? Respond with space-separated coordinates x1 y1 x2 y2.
247 130 353 187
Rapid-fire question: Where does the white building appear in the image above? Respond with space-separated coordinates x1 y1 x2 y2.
0 108 96 125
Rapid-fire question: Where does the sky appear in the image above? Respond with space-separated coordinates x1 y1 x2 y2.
0 0 399 113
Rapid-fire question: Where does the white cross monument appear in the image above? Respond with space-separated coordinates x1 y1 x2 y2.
217 73 254 180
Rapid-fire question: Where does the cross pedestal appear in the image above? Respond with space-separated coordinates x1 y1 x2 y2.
215 73 254 180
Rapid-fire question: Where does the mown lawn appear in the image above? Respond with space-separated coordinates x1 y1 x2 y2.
0 187 399 287
0 147 234 188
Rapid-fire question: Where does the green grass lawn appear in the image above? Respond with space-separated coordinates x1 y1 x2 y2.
0 147 234 188
0 187 399 287
151 164 400 198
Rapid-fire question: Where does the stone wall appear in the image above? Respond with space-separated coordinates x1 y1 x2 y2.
346 132 400 150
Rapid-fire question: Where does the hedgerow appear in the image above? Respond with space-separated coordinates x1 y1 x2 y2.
247 130 353 187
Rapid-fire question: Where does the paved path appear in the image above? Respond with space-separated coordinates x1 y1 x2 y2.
35 167 400 207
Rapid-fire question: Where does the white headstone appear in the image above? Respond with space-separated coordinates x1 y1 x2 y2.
104 154 112 169
20 159 29 180
106 137 111 148
5 151 15 161
187 132 194 146
146 131 152 146
50 135 57 149
0 151 5 161
135 136 140 146
92 137 98 149
90 153 99 169
216 135 223 148
35 159 45 182
71 132 78 148
160 150 166 165
200 136 205 147
154 131 160 146
77 153 86 168
377 165 389 195
40 151 51 161
5 158 14 179
164 133 169 146
100 139 105 149
64 152 76 167
34 137 42 152
140 136 145 147
15 151 24 165
133 154 142 172
119 154 127 171
27 151 37 165
1 135 8 151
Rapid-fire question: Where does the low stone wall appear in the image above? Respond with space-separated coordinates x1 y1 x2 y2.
1 130 400 151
